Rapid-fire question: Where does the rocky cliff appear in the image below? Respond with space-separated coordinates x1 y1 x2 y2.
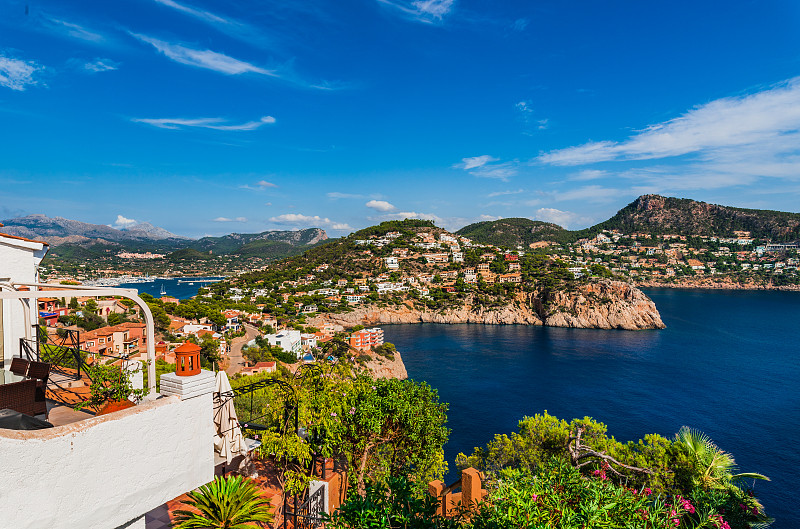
363 350 408 380
313 280 664 330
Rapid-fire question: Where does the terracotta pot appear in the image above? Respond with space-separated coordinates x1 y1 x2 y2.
96 400 136 416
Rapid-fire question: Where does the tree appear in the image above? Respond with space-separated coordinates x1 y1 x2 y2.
675 427 769 492
327 376 450 496
171 475 273 529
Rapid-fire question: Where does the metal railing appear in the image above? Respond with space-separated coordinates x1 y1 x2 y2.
287 485 326 528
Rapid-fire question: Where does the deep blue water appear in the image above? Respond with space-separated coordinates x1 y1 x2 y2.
384 289 800 528
117 277 224 300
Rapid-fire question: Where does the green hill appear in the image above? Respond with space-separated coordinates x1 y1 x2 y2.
457 195 800 248
457 218 574 247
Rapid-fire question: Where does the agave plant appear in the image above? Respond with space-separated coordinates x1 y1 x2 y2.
172 475 273 529
676 426 769 491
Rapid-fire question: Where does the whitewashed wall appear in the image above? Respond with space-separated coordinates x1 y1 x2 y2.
0 394 214 529
0 234 47 368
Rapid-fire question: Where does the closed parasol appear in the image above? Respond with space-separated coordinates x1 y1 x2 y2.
213 371 247 464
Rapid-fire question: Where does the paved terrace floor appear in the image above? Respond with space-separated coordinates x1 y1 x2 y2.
145 459 285 529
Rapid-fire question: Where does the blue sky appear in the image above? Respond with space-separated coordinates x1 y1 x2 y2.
1 0 799 238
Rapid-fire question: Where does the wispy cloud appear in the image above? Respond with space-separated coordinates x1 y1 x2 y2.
511 18 529 31
373 211 443 223
539 77 800 167
532 208 592 229
454 155 517 181
487 189 524 198
83 58 119 73
569 169 607 181
213 216 247 222
132 116 276 131
153 0 237 27
42 15 105 43
112 215 137 228
365 200 396 212
377 0 455 24
270 213 351 231
130 33 277 76
256 180 277 188
328 192 365 199
0 55 43 91
515 101 548 133
456 155 497 170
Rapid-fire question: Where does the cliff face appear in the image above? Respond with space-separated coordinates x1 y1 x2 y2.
542 280 666 330
363 350 408 380
314 280 664 330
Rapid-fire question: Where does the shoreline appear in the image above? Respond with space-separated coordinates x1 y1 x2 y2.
634 281 800 291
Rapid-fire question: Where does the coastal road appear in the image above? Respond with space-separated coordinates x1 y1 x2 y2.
226 323 260 376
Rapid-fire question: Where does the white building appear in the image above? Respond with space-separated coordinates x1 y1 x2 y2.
266 329 303 358
385 256 399 269
0 231 48 369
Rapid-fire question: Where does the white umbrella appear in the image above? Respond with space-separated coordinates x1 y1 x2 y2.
213 371 247 464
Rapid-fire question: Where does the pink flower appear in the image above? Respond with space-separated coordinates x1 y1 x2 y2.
349 407 355 415
531 494 538 502
331 412 337 417
643 488 652 496
751 506 759 515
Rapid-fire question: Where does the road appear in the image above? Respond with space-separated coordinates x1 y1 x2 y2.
225 323 261 375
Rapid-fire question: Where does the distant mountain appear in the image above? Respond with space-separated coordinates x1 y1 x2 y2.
456 195 800 248
456 218 573 248
186 228 328 256
0 214 187 244
587 195 800 241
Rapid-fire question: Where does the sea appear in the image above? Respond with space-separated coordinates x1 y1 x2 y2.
116 277 224 300
383 289 800 528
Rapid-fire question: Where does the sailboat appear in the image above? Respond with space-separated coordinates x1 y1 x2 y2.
160 284 167 296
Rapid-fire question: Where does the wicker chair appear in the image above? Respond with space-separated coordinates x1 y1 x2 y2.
0 379 38 417
10 357 29 377
27 362 51 418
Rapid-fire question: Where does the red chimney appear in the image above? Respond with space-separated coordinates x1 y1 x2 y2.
174 342 202 376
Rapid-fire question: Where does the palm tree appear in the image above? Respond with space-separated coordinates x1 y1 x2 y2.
172 475 273 529
675 426 769 491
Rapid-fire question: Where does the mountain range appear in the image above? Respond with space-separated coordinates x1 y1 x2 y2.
457 195 800 248
0 214 329 260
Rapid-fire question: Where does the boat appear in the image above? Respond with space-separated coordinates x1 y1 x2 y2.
160 285 166 296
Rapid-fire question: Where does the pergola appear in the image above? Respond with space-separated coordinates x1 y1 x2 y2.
0 281 157 393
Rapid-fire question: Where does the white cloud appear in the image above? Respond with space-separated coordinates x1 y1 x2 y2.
153 0 236 27
570 169 607 181
269 213 350 231
0 55 43 91
113 215 137 228
256 180 277 188
213 216 247 222
365 200 396 212
487 189 524 198
132 116 275 131
512 18 529 31
455 155 517 181
327 192 365 199
515 101 549 132
532 208 591 229
478 214 503 221
83 58 119 73
377 0 455 23
43 16 105 43
539 77 800 167
470 163 517 181
375 211 443 223
130 33 277 76
457 155 498 170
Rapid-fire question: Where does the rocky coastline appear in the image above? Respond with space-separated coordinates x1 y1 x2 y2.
635 279 800 291
312 280 665 331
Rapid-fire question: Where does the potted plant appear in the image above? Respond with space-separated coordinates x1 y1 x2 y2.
76 363 147 415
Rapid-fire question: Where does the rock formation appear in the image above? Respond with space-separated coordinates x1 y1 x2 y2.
313 280 664 330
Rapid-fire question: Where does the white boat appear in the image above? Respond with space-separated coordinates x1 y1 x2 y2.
160 285 167 296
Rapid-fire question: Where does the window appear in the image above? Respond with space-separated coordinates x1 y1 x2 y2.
99 338 104 344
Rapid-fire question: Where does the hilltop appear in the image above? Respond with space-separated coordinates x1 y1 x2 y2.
457 195 800 248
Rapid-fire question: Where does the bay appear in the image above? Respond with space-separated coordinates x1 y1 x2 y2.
384 289 800 528
117 277 224 300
